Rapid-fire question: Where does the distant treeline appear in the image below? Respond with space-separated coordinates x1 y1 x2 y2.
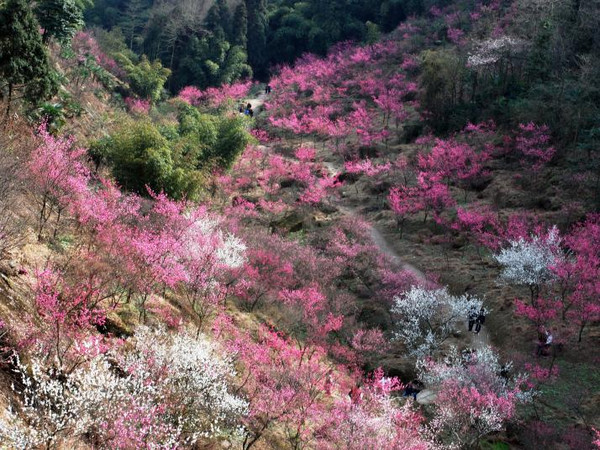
84 0 443 91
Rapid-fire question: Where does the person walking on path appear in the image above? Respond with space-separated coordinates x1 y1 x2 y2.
536 328 553 356
244 103 254 117
468 306 478 332
402 381 422 400
474 307 486 334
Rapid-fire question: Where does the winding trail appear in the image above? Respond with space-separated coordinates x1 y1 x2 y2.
249 93 492 356
321 159 492 351
321 161 427 282
248 92 267 112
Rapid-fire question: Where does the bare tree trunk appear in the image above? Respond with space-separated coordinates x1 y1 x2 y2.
5 84 12 118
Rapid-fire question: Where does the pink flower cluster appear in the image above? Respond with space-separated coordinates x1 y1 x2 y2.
124 97 151 114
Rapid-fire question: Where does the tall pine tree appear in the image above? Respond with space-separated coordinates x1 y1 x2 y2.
205 0 231 39
217 0 232 40
0 0 55 116
36 0 84 44
245 0 267 79
232 2 248 48
123 0 147 50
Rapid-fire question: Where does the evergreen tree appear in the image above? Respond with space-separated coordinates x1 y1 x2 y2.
379 0 407 32
232 1 248 48
35 0 84 44
119 54 171 102
0 0 56 116
266 8 312 65
246 0 268 79
175 35 225 89
222 45 253 83
172 34 251 91
365 21 380 45
205 5 224 39
123 0 147 50
217 0 232 40
75 0 94 9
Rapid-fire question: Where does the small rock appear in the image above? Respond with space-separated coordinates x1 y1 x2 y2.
417 389 437 405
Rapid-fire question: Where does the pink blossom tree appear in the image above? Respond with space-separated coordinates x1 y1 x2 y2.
553 215 600 341
31 266 109 369
27 123 90 240
388 185 425 236
515 123 555 172
418 137 490 200
176 85 203 105
418 346 531 448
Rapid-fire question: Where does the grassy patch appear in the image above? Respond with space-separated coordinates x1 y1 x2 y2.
520 359 600 428
480 440 510 450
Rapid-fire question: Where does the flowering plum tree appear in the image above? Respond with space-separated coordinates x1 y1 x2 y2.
0 328 247 449
316 369 434 450
124 97 151 114
494 226 563 301
515 123 555 172
228 323 433 450
417 346 530 448
553 215 600 341
201 80 254 109
388 185 425 236
27 123 90 240
416 173 456 224
265 38 419 152
71 31 124 78
232 326 336 450
392 286 483 357
417 137 490 199
31 266 109 369
233 247 295 311
452 205 502 251
177 85 203 105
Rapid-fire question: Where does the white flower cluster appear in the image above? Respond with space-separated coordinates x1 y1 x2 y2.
0 407 43 450
467 36 528 68
215 232 247 269
125 326 249 437
430 395 506 446
0 356 86 449
183 215 246 269
417 345 509 390
418 345 532 447
494 226 562 288
0 327 247 448
391 286 483 357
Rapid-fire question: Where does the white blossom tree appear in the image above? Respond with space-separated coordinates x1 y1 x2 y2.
467 36 528 69
417 346 531 448
0 327 248 448
494 226 563 301
391 286 483 357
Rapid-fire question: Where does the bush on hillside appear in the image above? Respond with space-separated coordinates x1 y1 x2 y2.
94 106 253 199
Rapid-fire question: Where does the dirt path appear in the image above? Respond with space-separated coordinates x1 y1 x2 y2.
464 319 492 350
323 157 493 347
248 92 267 112
321 161 427 282
251 97 492 353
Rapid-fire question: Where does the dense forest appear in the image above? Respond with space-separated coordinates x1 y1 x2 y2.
79 0 600 205
0 0 599 449
84 0 411 84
